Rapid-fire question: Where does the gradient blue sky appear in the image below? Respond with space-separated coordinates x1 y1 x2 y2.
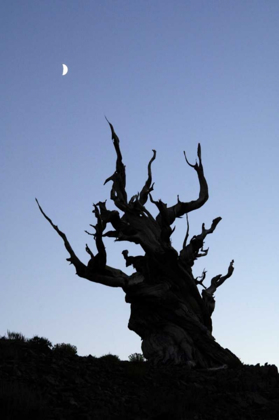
2 1 279 366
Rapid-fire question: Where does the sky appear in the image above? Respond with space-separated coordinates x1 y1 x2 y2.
1 0 279 366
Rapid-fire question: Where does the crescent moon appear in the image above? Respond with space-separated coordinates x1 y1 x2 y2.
62 64 68 76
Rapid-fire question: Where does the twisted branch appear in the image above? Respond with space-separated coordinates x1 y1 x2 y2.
104 118 127 211
139 149 156 205
153 144 208 231
35 199 128 288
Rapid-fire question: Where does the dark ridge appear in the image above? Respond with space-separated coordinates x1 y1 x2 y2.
0 335 278 420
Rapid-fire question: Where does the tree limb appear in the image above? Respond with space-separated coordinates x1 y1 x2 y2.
195 269 207 288
152 144 208 232
104 118 127 211
86 204 107 271
201 260 234 331
35 199 128 288
95 201 121 231
179 217 221 268
139 149 156 205
182 213 190 249
201 217 222 238
204 260 234 297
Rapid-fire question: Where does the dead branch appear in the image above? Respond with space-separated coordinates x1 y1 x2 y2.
179 217 221 268
104 119 127 211
139 149 156 205
152 144 208 236
201 217 222 239
35 198 128 288
204 260 235 298
195 269 207 288
183 213 190 249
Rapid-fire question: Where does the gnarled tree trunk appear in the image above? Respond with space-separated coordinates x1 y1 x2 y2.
36 120 241 369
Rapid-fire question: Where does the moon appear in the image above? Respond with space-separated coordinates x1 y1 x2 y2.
62 64 68 76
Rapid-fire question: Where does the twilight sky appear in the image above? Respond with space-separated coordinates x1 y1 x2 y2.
1 1 279 366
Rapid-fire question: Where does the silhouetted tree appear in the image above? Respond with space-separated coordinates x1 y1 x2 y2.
36 121 241 368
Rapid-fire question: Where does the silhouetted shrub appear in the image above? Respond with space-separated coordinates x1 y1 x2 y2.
28 336 53 353
53 343 77 356
99 353 120 364
128 352 146 363
6 330 26 342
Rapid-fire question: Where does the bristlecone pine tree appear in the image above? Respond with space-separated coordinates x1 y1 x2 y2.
36 120 241 369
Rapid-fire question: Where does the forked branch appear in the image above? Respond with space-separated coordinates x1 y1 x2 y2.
35 199 128 288
154 144 209 229
179 217 222 267
204 260 235 297
195 269 207 288
201 260 235 331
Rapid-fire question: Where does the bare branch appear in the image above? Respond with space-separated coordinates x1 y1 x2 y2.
201 217 222 238
104 118 127 211
35 198 87 275
201 260 234 332
167 142 209 220
149 194 174 244
179 216 221 269
195 269 207 288
197 246 209 258
179 143 209 215
183 213 190 248
88 204 107 271
96 201 121 232
35 198 128 288
154 144 209 230
85 244 94 258
139 149 156 205
204 260 234 297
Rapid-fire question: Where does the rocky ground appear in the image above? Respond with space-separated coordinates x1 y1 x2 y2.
0 337 279 420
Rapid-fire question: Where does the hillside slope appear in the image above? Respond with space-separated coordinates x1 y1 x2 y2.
0 337 278 419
